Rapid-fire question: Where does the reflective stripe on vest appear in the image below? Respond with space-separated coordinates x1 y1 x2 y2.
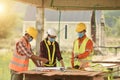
73 37 92 65
9 37 30 71
44 39 55 66
74 38 89 54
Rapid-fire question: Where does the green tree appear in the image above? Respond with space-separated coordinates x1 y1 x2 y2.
113 18 120 37
104 10 120 27
104 10 120 37
0 0 20 38
0 14 19 38
105 25 112 37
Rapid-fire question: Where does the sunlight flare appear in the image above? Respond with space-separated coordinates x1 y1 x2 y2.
0 3 5 13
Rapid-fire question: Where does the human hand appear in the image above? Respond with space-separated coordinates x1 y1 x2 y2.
40 57 48 63
74 55 78 59
79 62 88 69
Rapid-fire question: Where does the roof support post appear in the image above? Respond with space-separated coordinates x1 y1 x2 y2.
36 0 44 55
58 10 61 44
91 10 96 43
100 11 105 46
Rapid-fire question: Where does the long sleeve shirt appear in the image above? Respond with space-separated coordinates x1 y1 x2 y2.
73 35 93 59
39 38 63 66
16 37 33 58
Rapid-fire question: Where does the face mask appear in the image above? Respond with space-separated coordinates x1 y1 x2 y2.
49 37 55 42
78 32 84 38
28 37 33 42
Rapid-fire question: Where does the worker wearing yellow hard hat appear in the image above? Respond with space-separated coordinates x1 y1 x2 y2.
76 23 86 32
26 27 38 39
71 23 93 69
9 27 48 80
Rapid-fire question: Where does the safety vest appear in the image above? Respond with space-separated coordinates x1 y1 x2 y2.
44 39 56 67
73 37 93 66
9 37 30 72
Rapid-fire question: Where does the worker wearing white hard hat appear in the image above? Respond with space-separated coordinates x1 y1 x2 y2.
47 28 57 42
39 28 65 67
47 28 57 36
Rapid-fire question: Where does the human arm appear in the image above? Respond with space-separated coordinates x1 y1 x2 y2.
75 40 93 59
71 41 76 68
56 43 65 67
39 40 49 66
31 55 48 63
71 51 75 68
17 41 48 65
39 41 46 58
59 59 65 67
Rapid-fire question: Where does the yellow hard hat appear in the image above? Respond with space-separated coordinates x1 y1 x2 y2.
26 27 38 39
76 23 86 32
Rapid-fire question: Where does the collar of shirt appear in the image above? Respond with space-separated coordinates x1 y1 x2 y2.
23 36 29 44
46 38 54 46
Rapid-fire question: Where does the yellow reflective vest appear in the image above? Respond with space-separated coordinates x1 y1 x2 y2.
73 37 93 66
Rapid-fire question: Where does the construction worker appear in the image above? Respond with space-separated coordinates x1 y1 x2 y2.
9 27 48 80
39 28 65 67
71 23 93 69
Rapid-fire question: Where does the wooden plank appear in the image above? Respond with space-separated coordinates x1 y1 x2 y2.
21 70 103 77
24 73 104 80
93 76 104 80
92 61 120 65
16 0 120 10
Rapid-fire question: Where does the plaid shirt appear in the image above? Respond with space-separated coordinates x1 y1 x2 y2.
16 37 33 58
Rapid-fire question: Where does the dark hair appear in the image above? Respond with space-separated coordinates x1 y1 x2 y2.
48 34 51 36
25 33 28 36
84 30 86 32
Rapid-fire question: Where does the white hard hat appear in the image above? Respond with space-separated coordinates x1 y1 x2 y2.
47 28 57 36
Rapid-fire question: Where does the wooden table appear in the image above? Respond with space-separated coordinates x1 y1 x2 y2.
20 70 104 80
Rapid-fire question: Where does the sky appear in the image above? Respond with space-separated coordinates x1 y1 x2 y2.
13 2 28 17
13 2 94 22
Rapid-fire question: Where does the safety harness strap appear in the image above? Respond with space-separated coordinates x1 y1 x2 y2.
44 39 55 66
